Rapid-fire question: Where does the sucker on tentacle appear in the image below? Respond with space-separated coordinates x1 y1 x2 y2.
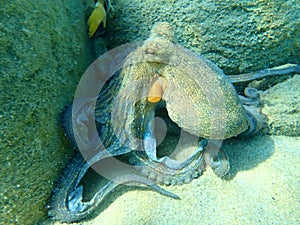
135 147 206 186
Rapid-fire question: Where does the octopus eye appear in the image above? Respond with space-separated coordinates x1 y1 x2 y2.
160 34 168 39
145 48 156 55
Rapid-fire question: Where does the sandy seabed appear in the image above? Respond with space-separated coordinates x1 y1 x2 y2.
53 135 300 225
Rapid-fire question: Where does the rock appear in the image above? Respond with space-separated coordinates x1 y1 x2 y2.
105 0 300 74
0 1 90 224
261 75 300 136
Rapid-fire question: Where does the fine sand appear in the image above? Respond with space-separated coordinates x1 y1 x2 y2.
54 135 300 225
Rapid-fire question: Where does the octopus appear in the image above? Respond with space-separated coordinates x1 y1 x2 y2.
48 22 300 222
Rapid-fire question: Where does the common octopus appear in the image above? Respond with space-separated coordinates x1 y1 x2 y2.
48 22 299 222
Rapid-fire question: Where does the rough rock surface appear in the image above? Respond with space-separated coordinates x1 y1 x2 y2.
0 1 90 224
261 75 300 136
105 0 300 74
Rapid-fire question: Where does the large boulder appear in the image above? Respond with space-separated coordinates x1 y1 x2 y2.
0 0 89 224
105 0 299 74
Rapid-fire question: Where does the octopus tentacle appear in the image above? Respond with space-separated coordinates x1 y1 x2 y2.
202 140 230 177
238 87 267 138
49 149 179 223
144 124 207 170
239 105 267 138
228 63 299 83
208 149 230 177
239 87 263 106
133 140 207 186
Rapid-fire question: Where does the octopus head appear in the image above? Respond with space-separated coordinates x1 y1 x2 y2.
150 22 174 42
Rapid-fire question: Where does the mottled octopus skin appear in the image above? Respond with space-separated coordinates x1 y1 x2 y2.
49 22 298 222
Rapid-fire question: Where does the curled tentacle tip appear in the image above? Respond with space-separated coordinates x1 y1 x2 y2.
211 151 230 177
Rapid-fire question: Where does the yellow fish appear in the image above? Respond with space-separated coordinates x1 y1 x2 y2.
87 0 107 37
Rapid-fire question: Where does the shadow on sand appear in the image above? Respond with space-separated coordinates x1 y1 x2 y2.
222 133 274 180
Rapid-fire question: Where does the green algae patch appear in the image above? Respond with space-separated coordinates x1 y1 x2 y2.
105 0 299 74
0 0 90 224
